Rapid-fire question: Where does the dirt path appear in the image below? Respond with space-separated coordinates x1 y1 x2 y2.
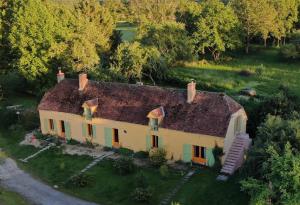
0 158 99 205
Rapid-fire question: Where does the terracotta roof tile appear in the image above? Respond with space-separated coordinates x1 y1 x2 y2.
38 79 243 137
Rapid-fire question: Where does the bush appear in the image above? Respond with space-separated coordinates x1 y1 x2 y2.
0 108 18 128
66 173 93 188
238 69 254 77
133 151 149 159
132 172 152 202
131 187 153 202
103 146 113 151
280 44 300 60
159 164 169 179
113 156 135 175
149 148 167 167
20 110 39 130
116 147 134 156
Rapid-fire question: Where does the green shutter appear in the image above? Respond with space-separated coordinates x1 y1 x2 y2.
92 125 97 138
158 136 163 148
146 135 151 150
84 108 92 120
104 127 112 147
65 122 71 141
43 119 49 133
206 148 215 167
183 144 192 162
82 123 87 138
53 120 58 134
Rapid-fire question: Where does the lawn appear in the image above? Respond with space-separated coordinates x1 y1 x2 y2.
116 22 137 42
167 47 300 98
0 187 30 205
174 169 249 205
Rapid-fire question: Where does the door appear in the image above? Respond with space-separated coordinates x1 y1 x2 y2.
60 120 65 138
192 145 206 165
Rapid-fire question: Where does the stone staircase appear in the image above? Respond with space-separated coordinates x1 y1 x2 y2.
220 134 251 175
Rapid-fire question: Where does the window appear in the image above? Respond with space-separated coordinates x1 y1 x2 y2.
49 119 54 130
150 118 159 131
87 124 93 137
193 146 205 159
152 135 158 148
60 121 65 133
113 128 119 143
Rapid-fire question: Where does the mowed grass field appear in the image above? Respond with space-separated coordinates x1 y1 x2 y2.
167 47 300 98
0 187 30 205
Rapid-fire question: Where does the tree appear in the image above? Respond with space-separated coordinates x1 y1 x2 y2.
242 143 300 205
230 0 277 53
139 22 193 65
129 0 180 24
50 0 115 72
175 0 202 36
8 0 59 80
102 0 129 22
193 0 240 61
271 0 299 46
110 42 146 82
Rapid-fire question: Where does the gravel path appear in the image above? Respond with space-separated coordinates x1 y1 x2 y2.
0 158 99 205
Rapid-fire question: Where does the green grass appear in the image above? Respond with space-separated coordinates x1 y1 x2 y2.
0 187 30 205
116 22 137 42
62 159 182 205
174 169 249 205
168 47 300 98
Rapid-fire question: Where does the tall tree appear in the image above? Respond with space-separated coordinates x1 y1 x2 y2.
49 0 115 72
129 0 180 24
193 0 240 60
230 0 277 53
139 22 193 65
8 0 58 80
271 0 299 46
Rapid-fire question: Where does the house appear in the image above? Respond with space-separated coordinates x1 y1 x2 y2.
38 70 251 174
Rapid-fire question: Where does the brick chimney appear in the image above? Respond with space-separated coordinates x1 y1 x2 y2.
57 69 65 83
187 80 196 103
79 73 88 91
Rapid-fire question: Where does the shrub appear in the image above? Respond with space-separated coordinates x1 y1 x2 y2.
159 164 169 178
280 44 300 60
20 110 39 130
116 147 134 156
238 69 254 77
133 151 149 159
0 108 18 128
0 151 7 165
149 148 167 167
135 171 148 188
131 187 153 202
103 146 113 151
255 64 265 77
67 174 93 188
113 156 135 175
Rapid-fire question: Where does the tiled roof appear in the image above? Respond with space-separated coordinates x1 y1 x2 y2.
38 79 243 137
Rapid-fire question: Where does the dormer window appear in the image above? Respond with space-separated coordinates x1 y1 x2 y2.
150 118 159 131
82 98 98 120
147 106 165 131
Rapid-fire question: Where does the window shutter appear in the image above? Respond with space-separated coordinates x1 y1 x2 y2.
104 127 112 147
65 122 71 141
82 123 87 138
92 125 97 138
146 135 151 150
43 119 49 133
53 120 58 134
158 136 163 148
183 144 192 162
206 148 215 167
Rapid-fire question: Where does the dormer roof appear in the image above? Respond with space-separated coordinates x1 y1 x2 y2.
147 106 165 119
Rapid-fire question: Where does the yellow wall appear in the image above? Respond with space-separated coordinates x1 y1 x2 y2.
39 110 228 161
